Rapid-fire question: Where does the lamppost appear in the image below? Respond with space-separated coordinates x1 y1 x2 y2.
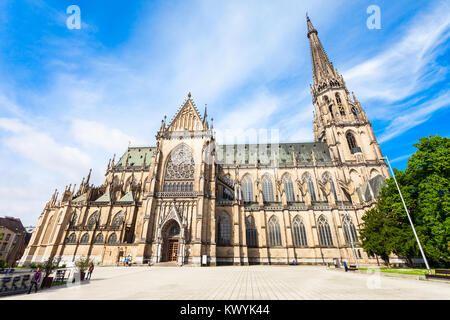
381 156 431 274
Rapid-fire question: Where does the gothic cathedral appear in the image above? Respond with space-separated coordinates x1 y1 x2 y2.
20 17 389 267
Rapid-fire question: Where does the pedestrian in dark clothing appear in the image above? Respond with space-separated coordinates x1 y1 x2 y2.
343 261 348 272
28 267 41 294
86 263 94 280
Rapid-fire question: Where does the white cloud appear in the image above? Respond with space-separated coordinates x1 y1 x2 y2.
343 1 450 103
378 92 450 143
0 117 91 181
71 119 146 152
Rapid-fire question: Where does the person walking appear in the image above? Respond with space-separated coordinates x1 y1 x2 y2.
86 263 94 280
343 260 348 272
28 267 42 294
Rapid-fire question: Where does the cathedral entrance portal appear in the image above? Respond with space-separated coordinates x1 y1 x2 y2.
162 220 181 262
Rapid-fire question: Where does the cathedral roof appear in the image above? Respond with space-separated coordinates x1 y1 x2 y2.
72 193 87 203
216 142 331 165
115 147 156 167
117 191 134 203
95 191 111 202
114 142 331 168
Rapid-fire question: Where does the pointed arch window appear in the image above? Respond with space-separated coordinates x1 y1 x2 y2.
335 93 342 104
112 212 124 227
282 174 295 202
94 233 104 244
269 216 282 246
346 132 357 149
343 216 358 244
351 106 359 119
87 211 99 228
66 233 76 244
322 172 338 202
293 216 308 247
246 215 258 248
70 212 77 227
217 212 231 245
329 105 334 118
318 216 333 247
108 233 117 244
80 233 89 244
262 175 274 202
302 173 317 202
242 175 253 202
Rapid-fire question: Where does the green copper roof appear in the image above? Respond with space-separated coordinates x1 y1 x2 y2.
215 142 331 165
117 191 134 202
72 193 86 203
116 147 156 167
95 191 111 202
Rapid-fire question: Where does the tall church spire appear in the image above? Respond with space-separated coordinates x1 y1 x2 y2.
306 15 337 87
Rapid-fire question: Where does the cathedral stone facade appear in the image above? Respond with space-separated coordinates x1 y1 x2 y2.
20 17 389 267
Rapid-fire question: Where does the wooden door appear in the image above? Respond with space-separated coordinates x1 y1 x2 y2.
167 240 178 262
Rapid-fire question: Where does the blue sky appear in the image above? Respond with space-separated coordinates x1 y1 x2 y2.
0 0 449 225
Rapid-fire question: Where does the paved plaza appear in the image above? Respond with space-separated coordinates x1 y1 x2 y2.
5 265 450 300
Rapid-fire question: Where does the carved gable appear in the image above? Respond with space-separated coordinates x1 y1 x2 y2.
167 94 203 132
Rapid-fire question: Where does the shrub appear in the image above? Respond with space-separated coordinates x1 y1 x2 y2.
39 256 61 279
75 256 93 273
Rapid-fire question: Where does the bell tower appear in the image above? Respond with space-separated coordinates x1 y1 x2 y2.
307 16 383 164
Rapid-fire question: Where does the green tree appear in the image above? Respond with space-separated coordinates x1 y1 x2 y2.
359 207 392 266
360 135 449 267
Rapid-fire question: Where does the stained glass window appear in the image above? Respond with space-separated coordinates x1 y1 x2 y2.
318 216 333 246
293 216 307 247
246 215 257 248
80 233 89 244
262 175 274 202
112 212 124 226
282 174 295 202
343 216 358 244
242 175 253 202
108 233 117 244
165 144 195 180
94 234 104 244
269 216 282 246
218 212 231 245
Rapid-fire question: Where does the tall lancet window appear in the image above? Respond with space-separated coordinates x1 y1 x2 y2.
164 144 195 192
262 175 274 202
268 216 282 247
245 215 258 248
282 174 295 202
217 212 231 245
343 216 359 244
322 172 338 202
351 106 359 120
302 173 317 202
242 175 254 202
335 93 342 104
346 132 360 154
318 215 333 247
293 216 308 247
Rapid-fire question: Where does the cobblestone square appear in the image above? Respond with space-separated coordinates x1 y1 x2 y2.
5 265 450 300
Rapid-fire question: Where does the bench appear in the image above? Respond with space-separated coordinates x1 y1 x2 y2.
426 269 450 280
